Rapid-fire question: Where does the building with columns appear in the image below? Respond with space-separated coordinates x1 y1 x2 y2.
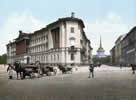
7 13 93 66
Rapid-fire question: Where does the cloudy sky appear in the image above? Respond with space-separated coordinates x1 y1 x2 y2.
0 0 136 55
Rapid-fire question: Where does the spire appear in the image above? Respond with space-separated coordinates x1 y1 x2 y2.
99 36 103 49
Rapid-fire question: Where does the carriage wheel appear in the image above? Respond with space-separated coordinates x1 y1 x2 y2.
21 72 25 79
30 72 35 78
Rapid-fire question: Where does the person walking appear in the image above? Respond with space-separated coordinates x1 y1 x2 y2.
88 63 94 78
131 64 135 74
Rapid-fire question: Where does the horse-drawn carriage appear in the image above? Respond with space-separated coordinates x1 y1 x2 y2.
93 63 101 67
41 65 57 76
58 64 73 74
13 61 58 79
13 61 42 79
10 61 74 80
22 64 41 78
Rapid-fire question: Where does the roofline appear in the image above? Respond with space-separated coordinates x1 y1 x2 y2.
33 17 85 34
121 26 136 42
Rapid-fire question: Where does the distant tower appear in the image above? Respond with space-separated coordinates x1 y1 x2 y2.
96 36 106 58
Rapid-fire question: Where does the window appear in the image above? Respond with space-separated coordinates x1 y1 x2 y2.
51 55 52 61
46 56 48 62
71 27 74 33
57 54 59 61
46 42 48 50
80 40 83 44
71 54 74 60
54 55 55 61
70 37 75 46
46 36 48 40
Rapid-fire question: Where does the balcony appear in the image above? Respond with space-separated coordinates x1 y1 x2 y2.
68 46 77 53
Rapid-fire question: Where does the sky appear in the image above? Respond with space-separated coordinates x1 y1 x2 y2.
0 0 136 55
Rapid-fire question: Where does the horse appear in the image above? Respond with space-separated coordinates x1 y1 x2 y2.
14 61 42 79
41 65 57 76
58 64 67 74
97 64 101 67
58 64 72 74
14 61 25 79
93 63 101 68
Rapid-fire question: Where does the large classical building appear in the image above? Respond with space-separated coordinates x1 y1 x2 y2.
7 13 93 66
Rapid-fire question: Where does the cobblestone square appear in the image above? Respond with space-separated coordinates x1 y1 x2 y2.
0 65 136 100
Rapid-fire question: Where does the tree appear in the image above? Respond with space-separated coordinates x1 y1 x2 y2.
0 54 7 64
92 56 111 64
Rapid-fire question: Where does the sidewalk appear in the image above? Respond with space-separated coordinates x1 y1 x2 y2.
0 64 8 73
73 64 132 73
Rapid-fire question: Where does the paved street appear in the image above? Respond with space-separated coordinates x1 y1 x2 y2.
0 65 136 100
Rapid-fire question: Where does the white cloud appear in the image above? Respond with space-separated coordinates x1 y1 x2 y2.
107 12 121 23
85 12 134 55
0 11 46 55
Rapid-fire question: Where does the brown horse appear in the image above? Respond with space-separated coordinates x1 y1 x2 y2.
14 61 25 79
58 64 72 74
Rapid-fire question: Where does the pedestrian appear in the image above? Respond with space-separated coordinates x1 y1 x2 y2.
7 64 14 79
120 64 122 69
131 64 135 74
88 63 94 78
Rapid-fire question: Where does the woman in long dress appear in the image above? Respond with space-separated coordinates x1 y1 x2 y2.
7 64 14 79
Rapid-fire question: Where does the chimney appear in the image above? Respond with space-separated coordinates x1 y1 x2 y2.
71 12 75 18
19 30 22 34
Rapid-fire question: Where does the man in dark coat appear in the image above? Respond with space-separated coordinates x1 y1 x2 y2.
88 63 94 78
131 64 135 74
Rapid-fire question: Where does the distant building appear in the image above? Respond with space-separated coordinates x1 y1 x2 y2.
96 36 106 58
7 13 93 66
110 26 136 66
110 46 116 65
110 34 126 65
120 26 136 65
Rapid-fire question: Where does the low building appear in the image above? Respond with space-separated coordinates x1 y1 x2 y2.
7 13 93 66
